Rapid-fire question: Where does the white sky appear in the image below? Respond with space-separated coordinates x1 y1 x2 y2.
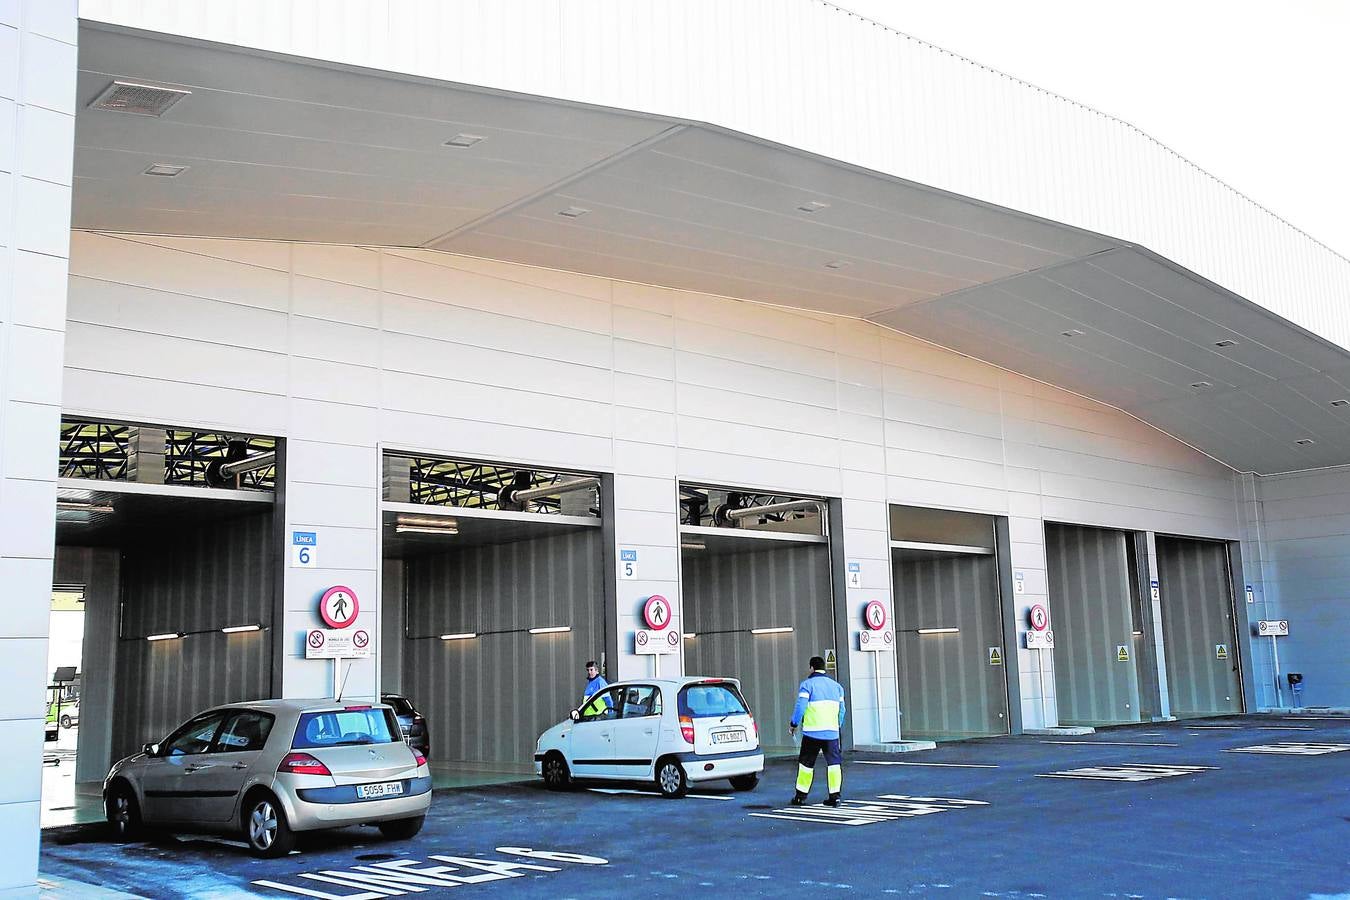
833 0 1350 260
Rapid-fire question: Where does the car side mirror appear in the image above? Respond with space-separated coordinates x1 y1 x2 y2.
142 742 159 757
569 709 581 722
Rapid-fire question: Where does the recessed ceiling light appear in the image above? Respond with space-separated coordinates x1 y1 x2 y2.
1190 381 1213 390
1061 329 1085 337
1295 438 1316 445
1214 339 1237 348
443 133 485 148
1331 399 1349 408
797 201 830 214
557 206 590 219
143 163 188 177
824 260 851 270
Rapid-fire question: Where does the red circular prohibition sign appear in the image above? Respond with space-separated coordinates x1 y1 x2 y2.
319 585 360 629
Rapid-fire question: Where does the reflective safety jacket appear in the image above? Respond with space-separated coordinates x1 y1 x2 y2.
580 675 610 715
790 671 846 740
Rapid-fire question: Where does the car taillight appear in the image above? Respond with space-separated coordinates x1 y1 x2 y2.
278 752 331 776
752 718 759 739
679 715 695 744
414 750 427 767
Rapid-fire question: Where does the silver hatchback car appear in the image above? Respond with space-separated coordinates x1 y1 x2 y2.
104 699 431 857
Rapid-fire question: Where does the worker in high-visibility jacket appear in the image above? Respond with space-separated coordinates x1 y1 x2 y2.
788 655 847 806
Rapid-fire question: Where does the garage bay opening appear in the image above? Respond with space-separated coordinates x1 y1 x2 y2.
678 484 837 755
382 453 609 787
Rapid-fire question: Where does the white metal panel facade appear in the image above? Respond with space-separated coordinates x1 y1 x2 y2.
1 1 77 890
66 231 1243 740
78 0 1350 351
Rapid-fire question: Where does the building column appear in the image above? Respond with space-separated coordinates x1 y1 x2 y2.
0 1 77 893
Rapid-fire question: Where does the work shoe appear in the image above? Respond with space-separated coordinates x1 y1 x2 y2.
790 792 806 806
824 794 842 807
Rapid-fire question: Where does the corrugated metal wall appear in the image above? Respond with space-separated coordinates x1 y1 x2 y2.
892 552 1007 738
1156 537 1242 718
681 543 835 754
114 511 274 760
401 529 604 767
1045 523 1142 725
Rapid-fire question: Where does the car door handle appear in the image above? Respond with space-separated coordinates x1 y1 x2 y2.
643 729 654 735
184 764 210 773
231 762 248 770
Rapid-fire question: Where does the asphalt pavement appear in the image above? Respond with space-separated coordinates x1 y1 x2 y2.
38 713 1350 899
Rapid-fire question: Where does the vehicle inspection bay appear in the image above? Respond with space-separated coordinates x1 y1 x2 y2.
39 713 1350 899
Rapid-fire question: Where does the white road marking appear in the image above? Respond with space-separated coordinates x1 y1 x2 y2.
1224 742 1350 755
1037 764 1215 782
857 761 999 768
1039 740 1179 747
1187 725 1242 729
1280 716 1350 721
750 794 988 827
587 788 733 800
1257 725 1314 730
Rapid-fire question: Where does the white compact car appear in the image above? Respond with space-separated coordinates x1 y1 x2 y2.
104 699 431 857
534 676 764 798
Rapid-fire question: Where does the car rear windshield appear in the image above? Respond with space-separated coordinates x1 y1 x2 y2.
678 683 750 718
383 697 414 716
292 707 400 749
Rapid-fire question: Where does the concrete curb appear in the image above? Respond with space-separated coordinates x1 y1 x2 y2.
1258 707 1350 716
1024 726 1096 736
854 740 938 753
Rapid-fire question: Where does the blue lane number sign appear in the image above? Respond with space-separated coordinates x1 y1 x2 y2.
292 531 318 568
619 548 638 580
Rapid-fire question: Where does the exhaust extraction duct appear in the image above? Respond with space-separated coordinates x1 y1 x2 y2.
499 475 600 508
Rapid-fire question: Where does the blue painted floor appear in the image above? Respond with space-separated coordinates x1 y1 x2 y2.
39 713 1350 898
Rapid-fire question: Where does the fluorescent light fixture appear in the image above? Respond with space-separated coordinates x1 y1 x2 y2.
529 626 571 635
557 206 590 218
146 632 182 642
750 626 794 635
57 500 114 513
797 201 830 213
443 133 484 148
680 541 706 551
684 633 696 639
917 627 960 635
440 632 477 641
221 624 261 634
1132 631 1144 636
395 524 460 535
143 163 188 177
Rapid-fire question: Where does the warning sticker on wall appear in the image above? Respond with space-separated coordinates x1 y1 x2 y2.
1116 645 1130 662
825 649 837 676
1215 644 1228 660
988 647 1003 666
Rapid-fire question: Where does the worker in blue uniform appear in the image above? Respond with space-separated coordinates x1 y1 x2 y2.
579 660 611 717
788 655 846 806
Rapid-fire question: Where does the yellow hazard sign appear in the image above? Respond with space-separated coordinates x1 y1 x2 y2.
988 647 1003 666
1215 644 1228 660
1117 645 1130 662
824 648 837 676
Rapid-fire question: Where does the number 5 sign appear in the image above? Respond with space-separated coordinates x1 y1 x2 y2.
292 531 318 568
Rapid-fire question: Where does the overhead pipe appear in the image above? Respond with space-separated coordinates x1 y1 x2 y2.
500 475 600 506
724 498 821 522
218 450 276 478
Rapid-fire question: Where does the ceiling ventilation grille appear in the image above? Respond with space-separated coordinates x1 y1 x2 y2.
90 81 191 117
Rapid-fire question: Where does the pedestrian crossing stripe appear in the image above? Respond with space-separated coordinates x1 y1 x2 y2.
750 794 988 827
1036 764 1215 782
1224 742 1350 756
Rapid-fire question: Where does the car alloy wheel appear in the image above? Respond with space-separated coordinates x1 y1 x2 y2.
543 753 570 790
657 760 687 798
249 799 279 850
107 786 139 839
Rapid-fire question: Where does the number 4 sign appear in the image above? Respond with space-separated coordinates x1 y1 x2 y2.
292 531 318 568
